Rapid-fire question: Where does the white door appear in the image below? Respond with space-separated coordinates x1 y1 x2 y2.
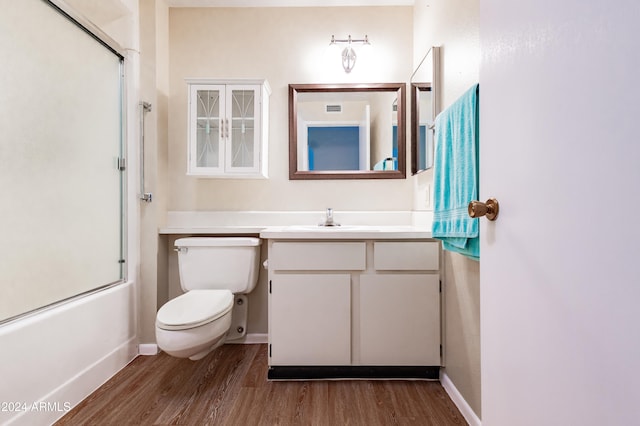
480 1 640 425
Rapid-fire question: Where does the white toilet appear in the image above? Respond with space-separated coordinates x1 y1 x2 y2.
155 237 261 361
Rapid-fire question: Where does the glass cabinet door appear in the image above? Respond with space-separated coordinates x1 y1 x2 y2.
189 84 224 172
187 80 268 177
226 86 260 173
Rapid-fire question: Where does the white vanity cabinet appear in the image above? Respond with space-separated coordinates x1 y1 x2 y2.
360 241 441 366
265 237 441 379
270 274 351 365
359 274 440 365
186 79 270 178
268 242 365 366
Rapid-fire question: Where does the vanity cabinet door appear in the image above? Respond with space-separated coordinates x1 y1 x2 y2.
269 274 351 366
359 274 440 365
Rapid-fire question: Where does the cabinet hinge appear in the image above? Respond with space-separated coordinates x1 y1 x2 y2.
117 157 126 171
440 344 443 357
118 259 125 264
439 280 442 293
269 344 272 358
269 280 272 294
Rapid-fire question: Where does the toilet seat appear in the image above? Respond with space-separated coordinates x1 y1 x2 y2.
156 289 233 331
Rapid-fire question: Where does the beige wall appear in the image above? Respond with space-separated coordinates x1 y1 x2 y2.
139 0 170 343
154 6 413 338
141 10 481 418
140 5 414 344
168 6 413 211
413 0 481 419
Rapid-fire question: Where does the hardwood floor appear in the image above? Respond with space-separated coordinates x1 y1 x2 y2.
55 344 467 425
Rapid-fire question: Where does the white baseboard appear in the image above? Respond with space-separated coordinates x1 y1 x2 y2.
138 343 158 356
440 372 481 426
226 333 268 344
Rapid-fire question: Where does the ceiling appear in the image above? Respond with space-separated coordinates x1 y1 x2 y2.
166 0 413 7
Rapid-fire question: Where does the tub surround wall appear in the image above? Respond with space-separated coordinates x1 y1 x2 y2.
139 0 170 347
0 283 137 426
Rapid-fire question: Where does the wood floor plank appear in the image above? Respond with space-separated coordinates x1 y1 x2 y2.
56 344 467 426
155 345 256 425
239 343 269 388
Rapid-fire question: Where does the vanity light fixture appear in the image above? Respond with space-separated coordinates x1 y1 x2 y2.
329 35 371 73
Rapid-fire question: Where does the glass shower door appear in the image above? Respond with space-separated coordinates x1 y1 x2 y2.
0 0 125 323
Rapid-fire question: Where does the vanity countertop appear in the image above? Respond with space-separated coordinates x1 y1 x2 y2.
159 226 265 235
260 225 432 240
159 211 434 239
159 225 432 239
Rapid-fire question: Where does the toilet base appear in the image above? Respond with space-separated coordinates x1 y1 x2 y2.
188 334 227 360
226 294 249 342
156 294 252 361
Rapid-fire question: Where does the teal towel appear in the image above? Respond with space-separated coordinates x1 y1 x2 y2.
431 84 480 261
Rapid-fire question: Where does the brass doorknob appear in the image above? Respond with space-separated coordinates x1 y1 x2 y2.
468 198 499 221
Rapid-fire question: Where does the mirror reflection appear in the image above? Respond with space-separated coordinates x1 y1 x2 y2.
289 83 406 180
411 46 441 174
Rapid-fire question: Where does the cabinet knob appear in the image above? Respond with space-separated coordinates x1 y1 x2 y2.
468 198 499 221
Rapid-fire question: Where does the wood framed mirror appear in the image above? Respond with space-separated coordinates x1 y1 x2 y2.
289 83 406 180
411 46 441 175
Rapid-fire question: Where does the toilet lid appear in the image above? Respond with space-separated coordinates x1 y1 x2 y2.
156 289 233 331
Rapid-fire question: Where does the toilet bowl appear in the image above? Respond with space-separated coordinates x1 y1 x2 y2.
155 237 261 360
156 289 233 360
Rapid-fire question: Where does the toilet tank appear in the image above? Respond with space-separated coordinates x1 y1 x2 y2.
174 237 262 293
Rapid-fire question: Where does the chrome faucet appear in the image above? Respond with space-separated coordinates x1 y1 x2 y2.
320 207 340 227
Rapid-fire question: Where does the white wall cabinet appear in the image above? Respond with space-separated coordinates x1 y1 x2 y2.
187 79 270 178
266 239 441 377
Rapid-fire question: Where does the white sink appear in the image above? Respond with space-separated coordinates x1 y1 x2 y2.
259 225 431 240
283 225 380 231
